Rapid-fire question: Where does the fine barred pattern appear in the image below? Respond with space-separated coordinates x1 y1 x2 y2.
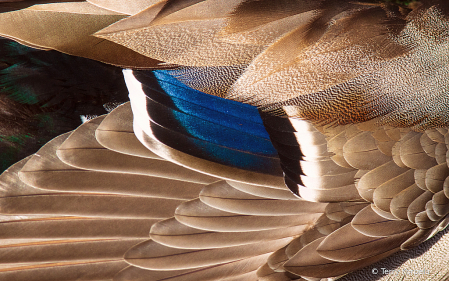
1 1 449 280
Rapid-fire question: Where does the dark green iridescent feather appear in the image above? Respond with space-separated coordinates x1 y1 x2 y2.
0 37 129 172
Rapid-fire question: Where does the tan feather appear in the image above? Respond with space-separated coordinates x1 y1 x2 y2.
371 126 393 142
199 181 326 216
285 228 325 259
18 132 74 175
300 158 355 178
19 157 205 200
95 103 160 158
0 260 129 281
390 184 425 220
400 132 438 169
339 202 370 215
420 132 437 157
257 263 292 281
425 163 449 193
407 191 434 223
0 238 145 263
114 253 271 281
124 238 291 270
384 127 402 141
284 237 400 279
446 131 449 149
314 215 340 235
425 200 441 221
400 227 437 250
437 128 448 135
432 190 449 217
223 0 319 35
375 139 395 157
415 211 439 229
293 170 357 191
92 0 166 37
435 142 447 164
437 215 449 231
343 131 391 170
298 183 362 203
150 218 309 249
56 116 216 183
17 123 209 201
426 128 445 143
372 127 395 157
327 130 352 168
87 0 160 15
354 171 373 202
148 0 208 25
228 3 403 108
0 216 160 239
356 161 408 200
370 204 400 220
284 237 304 260
316 224 416 262
174 198 321 232
23 170 205 199
354 119 378 132
227 181 297 199
344 125 363 140
324 203 352 222
0 157 48 198
95 0 265 67
414 169 428 191
267 246 289 271
0 2 159 67
444 177 449 199
391 141 407 168
0 193 183 218
351 205 415 237
372 169 414 212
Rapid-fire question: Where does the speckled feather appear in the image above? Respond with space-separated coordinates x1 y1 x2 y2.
0 1 449 281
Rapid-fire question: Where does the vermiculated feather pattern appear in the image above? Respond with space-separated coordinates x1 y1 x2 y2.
0 1 449 281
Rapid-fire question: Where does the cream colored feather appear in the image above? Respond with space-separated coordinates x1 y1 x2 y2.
2 1 449 281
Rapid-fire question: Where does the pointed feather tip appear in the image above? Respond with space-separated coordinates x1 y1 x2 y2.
94 1 166 36
316 223 417 263
283 235 401 279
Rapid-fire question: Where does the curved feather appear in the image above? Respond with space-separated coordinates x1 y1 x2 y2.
87 0 160 15
0 2 159 67
2 1 449 281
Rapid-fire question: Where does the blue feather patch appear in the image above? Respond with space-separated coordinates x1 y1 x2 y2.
133 70 282 175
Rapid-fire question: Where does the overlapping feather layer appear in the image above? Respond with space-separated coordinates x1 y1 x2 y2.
1 0 449 280
0 73 448 281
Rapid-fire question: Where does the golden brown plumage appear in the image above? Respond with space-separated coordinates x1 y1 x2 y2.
1 0 449 280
